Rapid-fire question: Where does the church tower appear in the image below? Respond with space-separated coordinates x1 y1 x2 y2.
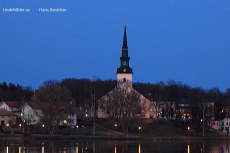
116 26 133 87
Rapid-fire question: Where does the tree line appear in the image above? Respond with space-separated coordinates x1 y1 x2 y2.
0 82 33 101
1 79 230 117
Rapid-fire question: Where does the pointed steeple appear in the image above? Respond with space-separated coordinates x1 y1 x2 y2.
117 25 132 74
122 26 128 49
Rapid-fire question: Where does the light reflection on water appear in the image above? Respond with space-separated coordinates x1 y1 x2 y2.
0 139 230 153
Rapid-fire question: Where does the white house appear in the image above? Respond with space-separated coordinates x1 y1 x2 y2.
209 117 229 132
0 101 11 111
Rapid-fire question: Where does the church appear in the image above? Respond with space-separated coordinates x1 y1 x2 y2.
97 26 150 118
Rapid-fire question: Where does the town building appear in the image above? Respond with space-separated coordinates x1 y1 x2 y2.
0 109 16 126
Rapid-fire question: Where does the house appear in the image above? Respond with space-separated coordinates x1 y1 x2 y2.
21 101 78 126
175 99 214 121
0 109 17 126
3 101 23 111
20 102 41 125
97 26 150 118
0 101 11 111
209 117 226 131
1 101 78 126
150 101 175 119
175 99 192 120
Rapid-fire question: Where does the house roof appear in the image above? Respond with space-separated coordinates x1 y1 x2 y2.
26 102 76 110
0 109 16 116
4 101 23 107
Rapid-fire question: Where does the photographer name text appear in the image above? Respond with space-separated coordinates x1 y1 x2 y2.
2 8 67 13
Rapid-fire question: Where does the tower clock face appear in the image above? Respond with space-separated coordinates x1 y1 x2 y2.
123 69 126 72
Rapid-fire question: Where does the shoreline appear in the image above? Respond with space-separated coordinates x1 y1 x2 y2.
1 134 230 141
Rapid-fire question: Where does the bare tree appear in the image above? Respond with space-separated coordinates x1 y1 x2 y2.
149 81 165 121
33 81 74 135
99 80 148 135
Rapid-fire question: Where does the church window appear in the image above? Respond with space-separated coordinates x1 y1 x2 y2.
122 61 126 66
107 108 111 114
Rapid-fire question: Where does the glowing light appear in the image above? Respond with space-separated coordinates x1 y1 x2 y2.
139 143 141 153
42 146 44 153
187 144 190 153
76 146 78 153
63 120 67 124
114 147 116 153
19 147 21 153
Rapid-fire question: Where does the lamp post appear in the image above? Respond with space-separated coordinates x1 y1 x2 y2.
188 127 190 136
139 127 141 136
76 125 78 135
19 124 22 134
42 124 45 134
227 126 229 136
21 113 24 133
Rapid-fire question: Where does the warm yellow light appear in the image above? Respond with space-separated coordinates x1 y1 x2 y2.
42 124 45 127
19 124 21 127
139 143 141 153
19 147 21 153
63 120 67 124
115 124 117 127
139 127 141 130
188 127 190 130
6 124 9 127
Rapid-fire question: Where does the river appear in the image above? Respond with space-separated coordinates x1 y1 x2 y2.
0 138 230 153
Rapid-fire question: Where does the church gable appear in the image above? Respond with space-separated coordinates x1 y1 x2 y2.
98 84 150 118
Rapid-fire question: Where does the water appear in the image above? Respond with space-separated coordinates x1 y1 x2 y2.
0 138 230 153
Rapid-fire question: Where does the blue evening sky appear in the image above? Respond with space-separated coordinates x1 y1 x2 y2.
1 1 230 92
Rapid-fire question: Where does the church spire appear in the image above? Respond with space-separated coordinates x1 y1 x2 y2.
116 25 133 87
122 26 128 49
117 25 132 73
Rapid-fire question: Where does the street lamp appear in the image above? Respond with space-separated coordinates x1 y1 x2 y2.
76 125 78 135
19 124 22 134
139 127 141 136
42 124 45 134
226 126 229 136
21 113 25 133
188 127 190 136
